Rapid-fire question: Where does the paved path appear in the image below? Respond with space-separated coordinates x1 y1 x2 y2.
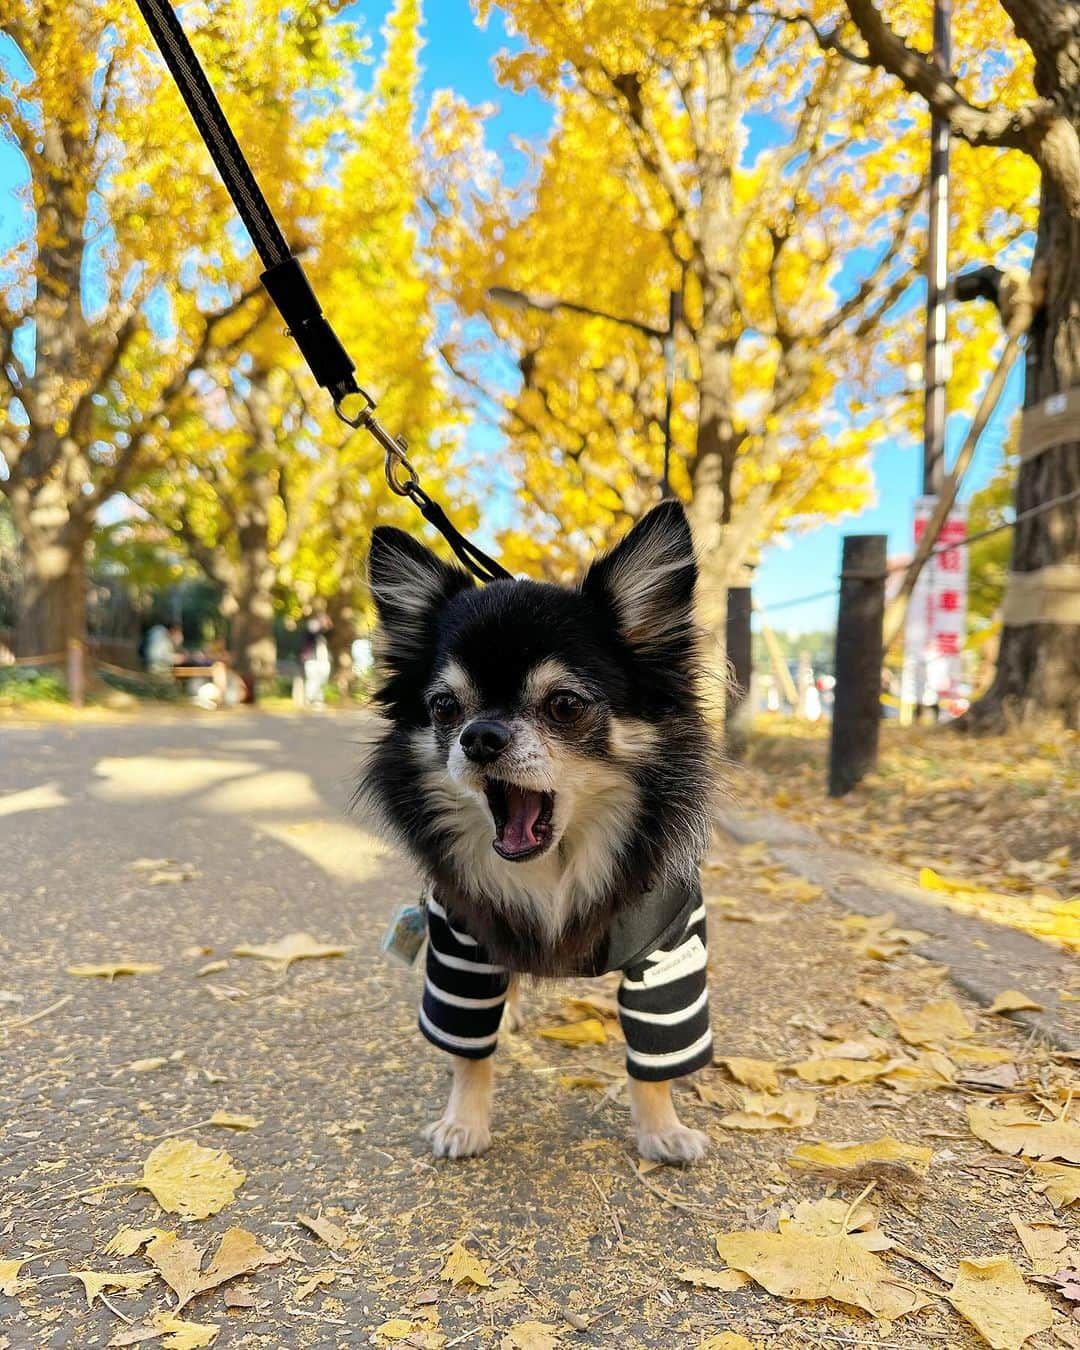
1 711 1074 1349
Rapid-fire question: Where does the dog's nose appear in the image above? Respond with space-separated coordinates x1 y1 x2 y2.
460 719 511 765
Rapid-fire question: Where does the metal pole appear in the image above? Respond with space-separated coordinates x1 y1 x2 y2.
923 0 951 496
660 290 681 499
828 535 887 798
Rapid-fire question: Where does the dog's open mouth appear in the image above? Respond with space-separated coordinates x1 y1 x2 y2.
484 780 555 862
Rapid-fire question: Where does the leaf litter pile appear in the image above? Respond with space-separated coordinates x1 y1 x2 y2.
3 839 1080 1347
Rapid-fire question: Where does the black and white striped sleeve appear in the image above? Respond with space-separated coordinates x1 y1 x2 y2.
419 895 510 1060
617 898 712 1081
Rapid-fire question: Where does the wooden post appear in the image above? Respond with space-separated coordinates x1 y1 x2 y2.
725 585 752 733
828 535 886 798
67 639 85 710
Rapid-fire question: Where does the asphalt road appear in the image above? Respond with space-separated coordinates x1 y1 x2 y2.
1 710 1072 1350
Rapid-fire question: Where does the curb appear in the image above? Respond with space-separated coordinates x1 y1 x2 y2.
715 806 1078 1052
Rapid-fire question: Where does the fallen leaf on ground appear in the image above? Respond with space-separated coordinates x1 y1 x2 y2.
792 1057 900 1085
559 1075 606 1090
675 1264 750 1290
958 1063 1021 1091
127 1057 169 1074
988 989 1044 1015
946 1256 1053 1349
1052 1268 1080 1304
780 1197 890 1250
147 1228 285 1309
721 1090 817 1131
208 1111 259 1131
563 995 619 1020
375 1322 421 1343
295 1269 336 1301
440 1240 491 1288
790 1137 932 1179
699 1337 753 1350
195 961 228 978
0 1258 25 1296
130 858 174 871
968 1102 1080 1163
1028 1161 1080 1208
149 868 200 886
881 1051 956 1093
231 932 348 970
501 1324 561 1350
717 1057 779 1092
297 1212 355 1251
538 1018 606 1046
716 1228 929 1320
66 962 162 980
109 1315 220 1350
1011 1217 1077 1274
71 1270 156 1307
950 1043 1016 1065
775 878 823 903
135 1139 245 1219
887 998 974 1046
810 1035 892 1061
919 867 981 895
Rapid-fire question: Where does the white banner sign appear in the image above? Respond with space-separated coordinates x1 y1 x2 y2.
901 496 969 713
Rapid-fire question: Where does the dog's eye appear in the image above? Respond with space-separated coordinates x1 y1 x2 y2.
429 694 461 726
545 690 587 725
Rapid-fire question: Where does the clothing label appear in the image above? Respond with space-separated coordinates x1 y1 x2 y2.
641 934 706 987
381 902 427 967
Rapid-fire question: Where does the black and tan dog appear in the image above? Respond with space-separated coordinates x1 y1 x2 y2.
361 501 715 1163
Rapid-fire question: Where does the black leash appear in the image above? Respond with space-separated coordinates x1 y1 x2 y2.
132 0 511 585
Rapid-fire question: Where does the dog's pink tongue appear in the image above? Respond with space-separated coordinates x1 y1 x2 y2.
501 786 544 854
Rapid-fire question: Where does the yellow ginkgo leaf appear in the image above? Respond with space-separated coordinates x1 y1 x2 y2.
969 1103 1080 1163
538 1018 606 1046
295 1269 336 1301
988 989 1044 1014
0 1257 25 1296
135 1138 245 1220
151 1312 220 1349
440 1240 491 1288
208 1111 260 1131
792 1058 899 1085
919 867 980 895
376 1321 422 1343
104 1226 168 1258
946 1256 1053 1350
887 999 974 1046
148 1227 285 1309
70 1270 156 1307
881 1052 956 1093
501 1323 562 1350
66 962 162 980
699 1336 753 1350
1010 1217 1077 1274
720 1090 817 1131
790 1137 933 1177
716 1056 779 1092
231 932 348 970
1028 1160 1080 1208
716 1229 929 1320
675 1265 750 1290
779 1197 888 1249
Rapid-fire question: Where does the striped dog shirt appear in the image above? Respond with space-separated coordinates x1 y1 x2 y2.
420 892 712 1082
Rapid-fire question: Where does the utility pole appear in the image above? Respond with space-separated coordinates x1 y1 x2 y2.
923 0 951 496
660 289 682 499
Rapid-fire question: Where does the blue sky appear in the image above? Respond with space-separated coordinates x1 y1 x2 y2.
2 1 1021 633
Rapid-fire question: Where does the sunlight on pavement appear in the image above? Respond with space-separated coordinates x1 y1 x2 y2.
203 770 323 816
255 819 391 884
90 756 258 800
0 782 67 818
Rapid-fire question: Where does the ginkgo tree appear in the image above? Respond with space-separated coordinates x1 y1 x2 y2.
432 0 1036 681
819 0 1078 727
132 0 467 681
0 0 365 657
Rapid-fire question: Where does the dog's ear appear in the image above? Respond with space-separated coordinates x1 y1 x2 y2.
368 527 473 672
581 500 696 653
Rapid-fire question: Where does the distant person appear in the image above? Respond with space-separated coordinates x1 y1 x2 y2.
301 617 331 709
144 623 183 675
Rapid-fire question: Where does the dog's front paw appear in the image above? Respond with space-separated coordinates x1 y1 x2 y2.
636 1124 710 1165
423 1116 492 1159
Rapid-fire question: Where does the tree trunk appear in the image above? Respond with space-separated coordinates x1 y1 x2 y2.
12 506 88 658
966 171 1080 728
326 589 358 695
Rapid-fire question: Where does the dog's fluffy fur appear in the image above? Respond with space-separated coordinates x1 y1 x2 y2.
360 500 712 976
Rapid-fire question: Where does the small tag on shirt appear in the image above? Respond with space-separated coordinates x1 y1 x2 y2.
381 900 427 967
641 934 705 987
